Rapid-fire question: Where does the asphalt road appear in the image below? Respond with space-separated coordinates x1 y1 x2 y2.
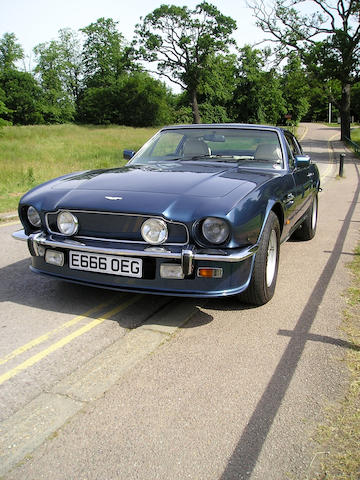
1 123 359 479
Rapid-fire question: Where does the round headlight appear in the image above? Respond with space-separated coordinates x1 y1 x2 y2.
57 211 79 236
202 217 230 244
141 218 168 245
27 206 41 227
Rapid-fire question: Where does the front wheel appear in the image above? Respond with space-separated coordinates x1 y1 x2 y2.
239 211 280 306
292 194 318 241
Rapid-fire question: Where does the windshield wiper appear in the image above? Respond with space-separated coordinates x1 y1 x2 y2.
156 155 253 163
180 154 239 162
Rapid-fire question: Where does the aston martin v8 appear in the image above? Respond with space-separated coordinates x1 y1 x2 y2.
13 124 320 305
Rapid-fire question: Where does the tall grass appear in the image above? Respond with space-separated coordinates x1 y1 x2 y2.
0 124 158 212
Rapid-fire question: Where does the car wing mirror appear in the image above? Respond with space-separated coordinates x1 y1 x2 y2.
123 149 136 160
294 154 311 168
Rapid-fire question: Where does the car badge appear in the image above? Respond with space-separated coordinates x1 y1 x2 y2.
105 196 123 200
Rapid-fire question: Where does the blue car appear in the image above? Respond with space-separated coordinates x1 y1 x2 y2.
13 124 320 305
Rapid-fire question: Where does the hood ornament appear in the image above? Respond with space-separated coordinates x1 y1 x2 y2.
105 196 123 200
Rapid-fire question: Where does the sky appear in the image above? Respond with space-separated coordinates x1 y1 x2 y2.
0 0 266 67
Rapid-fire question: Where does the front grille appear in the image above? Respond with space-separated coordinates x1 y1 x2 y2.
46 211 189 245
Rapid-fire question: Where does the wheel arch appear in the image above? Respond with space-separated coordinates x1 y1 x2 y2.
271 202 284 235
254 200 284 248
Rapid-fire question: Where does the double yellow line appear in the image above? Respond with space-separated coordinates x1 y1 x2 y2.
0 295 141 385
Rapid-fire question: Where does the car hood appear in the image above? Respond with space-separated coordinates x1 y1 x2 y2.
24 163 277 221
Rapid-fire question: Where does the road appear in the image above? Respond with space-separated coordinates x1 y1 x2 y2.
0 123 358 479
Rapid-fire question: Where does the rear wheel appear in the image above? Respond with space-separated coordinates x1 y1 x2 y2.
292 194 318 241
239 211 280 306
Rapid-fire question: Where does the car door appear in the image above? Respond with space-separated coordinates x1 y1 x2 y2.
284 132 314 222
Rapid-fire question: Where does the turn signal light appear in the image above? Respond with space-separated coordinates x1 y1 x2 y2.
197 268 223 278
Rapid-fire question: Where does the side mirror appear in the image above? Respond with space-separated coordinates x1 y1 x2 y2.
123 149 136 160
294 154 311 168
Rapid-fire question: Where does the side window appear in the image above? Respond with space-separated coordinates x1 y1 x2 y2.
284 133 301 169
285 133 300 155
284 137 295 169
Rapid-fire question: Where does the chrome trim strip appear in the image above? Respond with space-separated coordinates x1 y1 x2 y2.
13 230 258 263
12 229 30 242
45 210 190 246
17 230 257 263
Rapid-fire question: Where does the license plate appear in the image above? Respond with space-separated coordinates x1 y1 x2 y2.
69 251 142 278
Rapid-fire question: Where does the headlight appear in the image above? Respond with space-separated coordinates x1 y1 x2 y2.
57 211 79 236
202 217 229 244
27 206 41 227
141 218 168 245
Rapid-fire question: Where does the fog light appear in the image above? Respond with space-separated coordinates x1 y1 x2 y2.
37 245 46 256
45 250 64 266
160 264 184 279
197 267 223 278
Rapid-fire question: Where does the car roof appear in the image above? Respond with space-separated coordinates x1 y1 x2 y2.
161 123 286 134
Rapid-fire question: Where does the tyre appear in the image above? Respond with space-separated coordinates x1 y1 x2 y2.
239 211 280 306
292 194 318 241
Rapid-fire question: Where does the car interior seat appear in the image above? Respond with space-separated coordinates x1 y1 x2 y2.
254 143 282 163
182 138 211 157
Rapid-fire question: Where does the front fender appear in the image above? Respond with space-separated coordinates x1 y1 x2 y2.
229 190 284 248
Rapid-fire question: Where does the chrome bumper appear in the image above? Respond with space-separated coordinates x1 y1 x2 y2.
12 230 258 269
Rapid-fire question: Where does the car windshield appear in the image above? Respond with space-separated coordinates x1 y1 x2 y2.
130 127 284 169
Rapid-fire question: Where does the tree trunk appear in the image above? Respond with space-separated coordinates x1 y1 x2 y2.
191 89 201 124
340 82 351 141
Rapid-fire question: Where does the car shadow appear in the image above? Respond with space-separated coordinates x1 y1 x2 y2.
0 258 214 329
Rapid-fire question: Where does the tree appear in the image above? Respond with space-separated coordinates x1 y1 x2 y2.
248 0 360 140
0 33 24 70
281 53 310 123
0 69 44 124
134 2 236 123
231 45 286 124
34 29 82 123
304 77 340 122
175 53 237 123
80 17 133 88
0 86 10 126
56 28 83 105
34 39 75 123
77 72 173 126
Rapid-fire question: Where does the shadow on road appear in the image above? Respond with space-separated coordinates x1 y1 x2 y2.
220 160 360 480
0 258 215 329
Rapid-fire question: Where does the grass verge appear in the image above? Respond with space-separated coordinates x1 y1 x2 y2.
310 243 360 479
0 124 158 213
351 128 360 144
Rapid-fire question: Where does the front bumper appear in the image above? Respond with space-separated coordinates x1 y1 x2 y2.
13 230 258 297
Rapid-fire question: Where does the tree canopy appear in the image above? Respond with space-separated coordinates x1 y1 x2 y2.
248 0 360 139
134 1 236 123
0 33 24 71
0 2 359 129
